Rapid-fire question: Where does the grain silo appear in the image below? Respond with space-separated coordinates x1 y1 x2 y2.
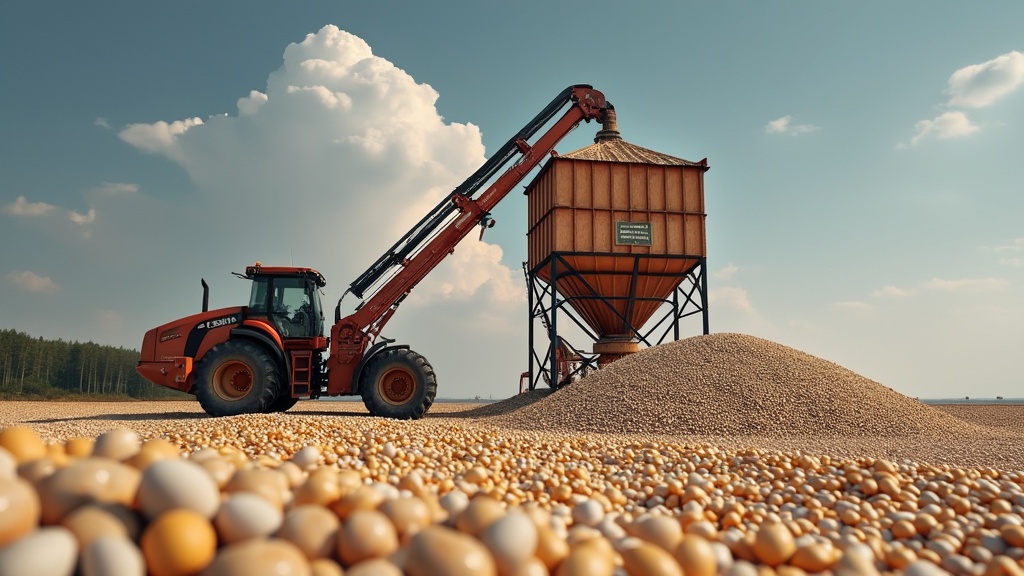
522 105 709 390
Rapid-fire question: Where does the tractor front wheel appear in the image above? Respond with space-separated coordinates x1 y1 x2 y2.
194 340 280 417
360 348 437 420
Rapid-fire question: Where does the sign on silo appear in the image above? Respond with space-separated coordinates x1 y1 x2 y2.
615 221 652 246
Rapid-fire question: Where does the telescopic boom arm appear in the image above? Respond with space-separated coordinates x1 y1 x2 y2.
327 85 606 394
348 84 606 300
342 84 606 334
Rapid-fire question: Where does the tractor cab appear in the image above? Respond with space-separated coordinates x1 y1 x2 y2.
242 263 327 340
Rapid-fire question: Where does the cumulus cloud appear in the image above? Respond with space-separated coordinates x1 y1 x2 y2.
910 111 979 145
709 287 754 311
908 51 1024 145
922 277 1010 292
5 195 97 238
4 196 57 217
69 208 96 225
765 115 818 136
237 90 268 116
115 25 508 304
421 239 523 304
946 51 1024 108
7 271 59 293
119 117 204 165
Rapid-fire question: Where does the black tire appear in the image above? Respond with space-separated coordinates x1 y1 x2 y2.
359 348 437 420
193 340 281 417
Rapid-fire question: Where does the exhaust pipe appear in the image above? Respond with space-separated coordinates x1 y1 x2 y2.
201 279 209 312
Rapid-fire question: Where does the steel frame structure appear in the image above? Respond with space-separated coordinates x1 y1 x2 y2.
523 252 708 391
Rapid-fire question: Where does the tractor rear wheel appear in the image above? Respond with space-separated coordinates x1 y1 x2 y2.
360 348 436 420
194 340 280 417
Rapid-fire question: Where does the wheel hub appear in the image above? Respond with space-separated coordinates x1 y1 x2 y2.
230 369 253 392
380 368 415 404
213 360 254 400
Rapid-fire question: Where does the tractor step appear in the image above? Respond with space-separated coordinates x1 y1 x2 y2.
290 350 313 397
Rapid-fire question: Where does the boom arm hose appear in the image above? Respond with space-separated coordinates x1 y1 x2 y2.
347 85 586 299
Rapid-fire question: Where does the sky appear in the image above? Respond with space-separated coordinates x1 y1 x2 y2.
1 2 1022 401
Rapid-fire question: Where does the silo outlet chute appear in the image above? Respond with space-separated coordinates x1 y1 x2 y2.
523 106 709 389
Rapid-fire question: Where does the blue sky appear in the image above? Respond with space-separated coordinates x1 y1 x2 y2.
2 2 1022 400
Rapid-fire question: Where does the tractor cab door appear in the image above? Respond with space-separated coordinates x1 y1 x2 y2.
249 275 324 339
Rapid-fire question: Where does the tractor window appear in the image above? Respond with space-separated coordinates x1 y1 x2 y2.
270 277 317 338
248 278 269 314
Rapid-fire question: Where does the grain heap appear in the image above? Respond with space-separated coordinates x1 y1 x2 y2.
2 419 1024 576
490 333 1024 469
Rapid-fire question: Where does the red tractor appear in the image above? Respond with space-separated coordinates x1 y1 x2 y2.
136 85 608 419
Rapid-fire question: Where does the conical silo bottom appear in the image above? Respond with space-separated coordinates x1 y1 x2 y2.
537 254 701 338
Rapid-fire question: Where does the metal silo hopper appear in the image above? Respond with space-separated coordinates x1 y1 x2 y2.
523 106 709 389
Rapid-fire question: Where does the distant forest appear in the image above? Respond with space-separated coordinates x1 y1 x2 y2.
0 328 186 400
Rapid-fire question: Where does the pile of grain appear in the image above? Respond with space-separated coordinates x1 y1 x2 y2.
488 333 1024 469
3 413 1024 576
451 389 555 419
934 405 1024 432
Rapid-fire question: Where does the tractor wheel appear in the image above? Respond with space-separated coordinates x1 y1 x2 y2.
360 348 437 420
194 340 280 417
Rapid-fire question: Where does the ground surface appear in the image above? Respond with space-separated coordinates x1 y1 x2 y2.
2 398 1023 472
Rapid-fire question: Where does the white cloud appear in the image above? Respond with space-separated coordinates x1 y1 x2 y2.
946 51 1024 108
922 277 1010 292
237 90 268 116
1000 257 1024 267
906 52 1024 146
420 238 523 304
713 263 739 280
119 117 204 164
765 115 818 136
7 271 59 293
872 285 913 298
909 111 978 145
94 117 111 129
988 238 1024 252
709 287 754 311
91 182 138 196
4 195 57 217
286 85 354 110
69 207 96 225
832 300 872 311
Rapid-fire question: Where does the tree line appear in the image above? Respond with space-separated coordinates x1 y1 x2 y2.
0 328 185 399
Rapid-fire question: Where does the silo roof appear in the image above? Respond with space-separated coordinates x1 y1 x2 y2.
557 104 707 168
559 138 704 167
